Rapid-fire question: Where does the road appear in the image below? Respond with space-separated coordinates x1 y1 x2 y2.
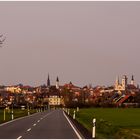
0 109 82 139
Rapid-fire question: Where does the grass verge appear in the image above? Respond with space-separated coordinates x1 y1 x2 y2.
0 108 36 124
69 108 140 139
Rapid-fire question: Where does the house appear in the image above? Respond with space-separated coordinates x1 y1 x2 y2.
47 75 64 106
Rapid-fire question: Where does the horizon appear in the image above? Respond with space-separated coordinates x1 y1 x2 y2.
0 1 140 87
0 74 137 88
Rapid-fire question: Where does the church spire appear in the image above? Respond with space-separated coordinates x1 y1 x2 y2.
56 76 59 82
132 75 134 81
47 74 50 87
131 75 134 85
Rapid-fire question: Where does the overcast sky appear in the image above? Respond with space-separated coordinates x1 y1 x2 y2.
0 1 140 87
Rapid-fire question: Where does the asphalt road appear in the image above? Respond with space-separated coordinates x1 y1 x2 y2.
0 109 81 139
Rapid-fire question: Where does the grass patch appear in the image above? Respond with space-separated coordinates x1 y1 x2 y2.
0 108 36 124
69 108 140 139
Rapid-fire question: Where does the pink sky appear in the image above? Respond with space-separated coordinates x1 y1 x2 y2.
0 2 140 87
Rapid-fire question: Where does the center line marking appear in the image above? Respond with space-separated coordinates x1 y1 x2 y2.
27 128 31 132
37 120 40 122
17 136 22 139
33 123 36 126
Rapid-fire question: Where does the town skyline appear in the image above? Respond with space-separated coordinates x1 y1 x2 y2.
0 74 138 88
0 2 140 86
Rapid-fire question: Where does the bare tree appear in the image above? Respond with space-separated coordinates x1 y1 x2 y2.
0 34 6 47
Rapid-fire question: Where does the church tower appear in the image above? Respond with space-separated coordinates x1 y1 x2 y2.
130 75 135 85
56 76 59 89
115 76 119 89
47 74 50 87
122 75 127 90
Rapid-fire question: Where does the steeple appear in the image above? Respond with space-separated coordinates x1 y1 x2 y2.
56 76 59 89
132 75 134 81
131 75 134 85
47 74 50 87
122 75 127 90
56 76 59 82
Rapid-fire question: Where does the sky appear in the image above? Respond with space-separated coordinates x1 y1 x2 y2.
0 1 140 87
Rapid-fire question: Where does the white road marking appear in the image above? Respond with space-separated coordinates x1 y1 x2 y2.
33 123 36 126
43 111 54 118
63 111 82 139
27 128 31 132
40 118 43 120
17 136 22 139
37 120 40 122
0 112 38 127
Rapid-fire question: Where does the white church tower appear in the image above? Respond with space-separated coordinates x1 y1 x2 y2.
121 75 127 90
115 75 128 92
115 76 119 90
56 76 59 89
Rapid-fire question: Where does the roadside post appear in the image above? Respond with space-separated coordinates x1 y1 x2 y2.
28 105 30 116
11 109 14 120
68 109 70 115
11 104 14 120
73 110 75 119
66 108 68 113
92 118 96 138
77 107 79 112
4 108 5 121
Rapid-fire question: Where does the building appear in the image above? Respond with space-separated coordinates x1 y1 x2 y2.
47 76 64 106
113 75 139 106
115 75 137 93
48 94 63 106
5 86 22 93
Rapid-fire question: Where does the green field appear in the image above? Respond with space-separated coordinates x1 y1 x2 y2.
0 108 36 124
69 108 140 139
